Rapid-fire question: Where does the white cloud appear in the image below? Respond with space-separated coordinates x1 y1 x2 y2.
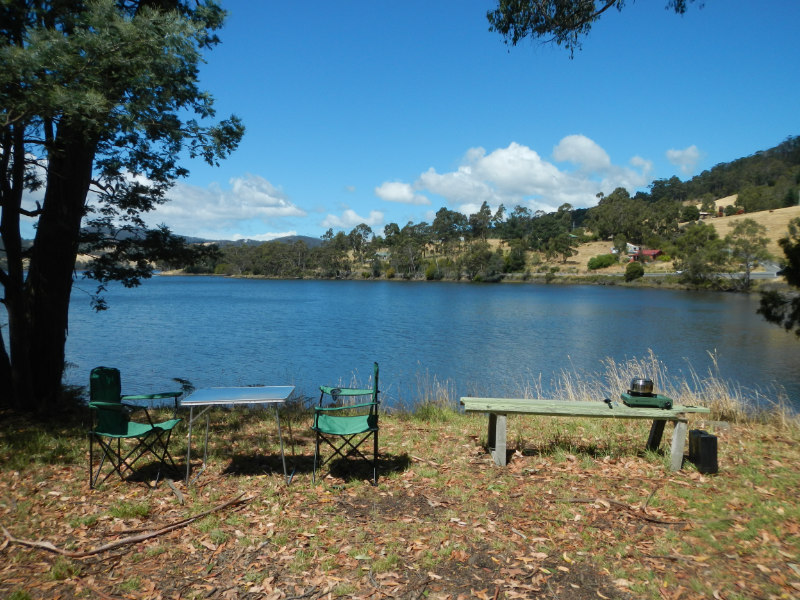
374 181 429 205
666 145 701 175
552 135 611 172
321 208 384 230
471 143 564 196
145 173 306 238
417 166 496 205
401 136 653 215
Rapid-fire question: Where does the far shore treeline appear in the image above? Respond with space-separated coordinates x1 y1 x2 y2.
148 136 800 288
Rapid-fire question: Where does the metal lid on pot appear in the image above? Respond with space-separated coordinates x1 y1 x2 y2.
629 378 654 396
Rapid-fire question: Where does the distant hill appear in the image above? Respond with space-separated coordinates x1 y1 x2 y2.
70 230 323 249
186 234 322 248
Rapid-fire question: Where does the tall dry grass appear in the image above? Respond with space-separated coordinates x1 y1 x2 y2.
526 349 798 429
403 350 798 429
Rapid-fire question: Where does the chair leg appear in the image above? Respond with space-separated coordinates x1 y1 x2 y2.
312 431 321 484
90 431 169 488
372 430 378 486
315 431 378 484
149 428 180 485
90 435 125 488
89 433 94 489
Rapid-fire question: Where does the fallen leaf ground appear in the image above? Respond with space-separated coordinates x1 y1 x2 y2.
1 406 799 600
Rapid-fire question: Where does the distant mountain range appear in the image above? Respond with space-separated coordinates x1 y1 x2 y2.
182 234 323 248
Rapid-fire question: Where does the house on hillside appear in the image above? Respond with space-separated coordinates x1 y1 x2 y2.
630 249 663 262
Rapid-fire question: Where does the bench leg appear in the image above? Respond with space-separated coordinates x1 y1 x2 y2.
669 420 688 471
647 420 666 451
487 413 507 466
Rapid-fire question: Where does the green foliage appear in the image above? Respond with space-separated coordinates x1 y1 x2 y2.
110 500 151 519
487 0 700 55
425 261 442 280
460 241 494 280
585 187 649 243
759 217 800 336
673 222 728 285
547 232 579 263
502 239 527 272
681 205 701 222
725 219 772 290
612 234 628 255
48 557 81 581
587 254 617 270
1 0 244 410
624 261 645 282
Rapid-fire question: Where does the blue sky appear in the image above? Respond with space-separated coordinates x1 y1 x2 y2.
28 0 800 241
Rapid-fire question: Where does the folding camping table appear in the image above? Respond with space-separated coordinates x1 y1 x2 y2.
181 386 295 485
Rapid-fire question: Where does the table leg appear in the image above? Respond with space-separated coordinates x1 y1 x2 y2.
488 413 507 466
670 419 688 471
185 406 194 484
185 406 211 486
273 404 294 484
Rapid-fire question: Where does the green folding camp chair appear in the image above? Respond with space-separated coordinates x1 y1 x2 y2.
88 366 182 488
312 362 380 485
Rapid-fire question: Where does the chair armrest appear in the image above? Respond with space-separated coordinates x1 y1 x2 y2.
122 392 181 401
320 386 375 396
122 392 182 414
314 402 377 413
89 401 127 411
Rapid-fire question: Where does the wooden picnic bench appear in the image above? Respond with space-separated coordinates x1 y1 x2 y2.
460 397 711 471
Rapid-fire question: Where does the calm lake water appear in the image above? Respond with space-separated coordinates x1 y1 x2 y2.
59 276 799 409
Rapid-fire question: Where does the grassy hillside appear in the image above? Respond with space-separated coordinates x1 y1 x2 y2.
537 202 800 275
703 198 800 259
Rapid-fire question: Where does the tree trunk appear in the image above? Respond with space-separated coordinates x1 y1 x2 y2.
0 125 30 409
5 128 96 413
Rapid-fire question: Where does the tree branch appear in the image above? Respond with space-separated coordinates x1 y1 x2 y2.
18 201 43 218
1 493 252 558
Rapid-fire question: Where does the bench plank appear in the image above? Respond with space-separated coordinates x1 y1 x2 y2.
460 396 710 471
461 397 707 420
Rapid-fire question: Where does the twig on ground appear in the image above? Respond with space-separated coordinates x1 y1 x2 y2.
643 486 659 513
558 497 689 525
410 455 439 467
1 493 252 558
166 478 184 505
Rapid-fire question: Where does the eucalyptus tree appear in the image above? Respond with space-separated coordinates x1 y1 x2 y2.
431 207 467 254
317 228 351 277
548 232 579 263
487 0 699 55
468 201 493 241
585 187 648 243
347 223 373 265
724 219 772 290
759 218 800 337
394 221 430 278
499 205 533 244
1 0 244 411
672 221 727 285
